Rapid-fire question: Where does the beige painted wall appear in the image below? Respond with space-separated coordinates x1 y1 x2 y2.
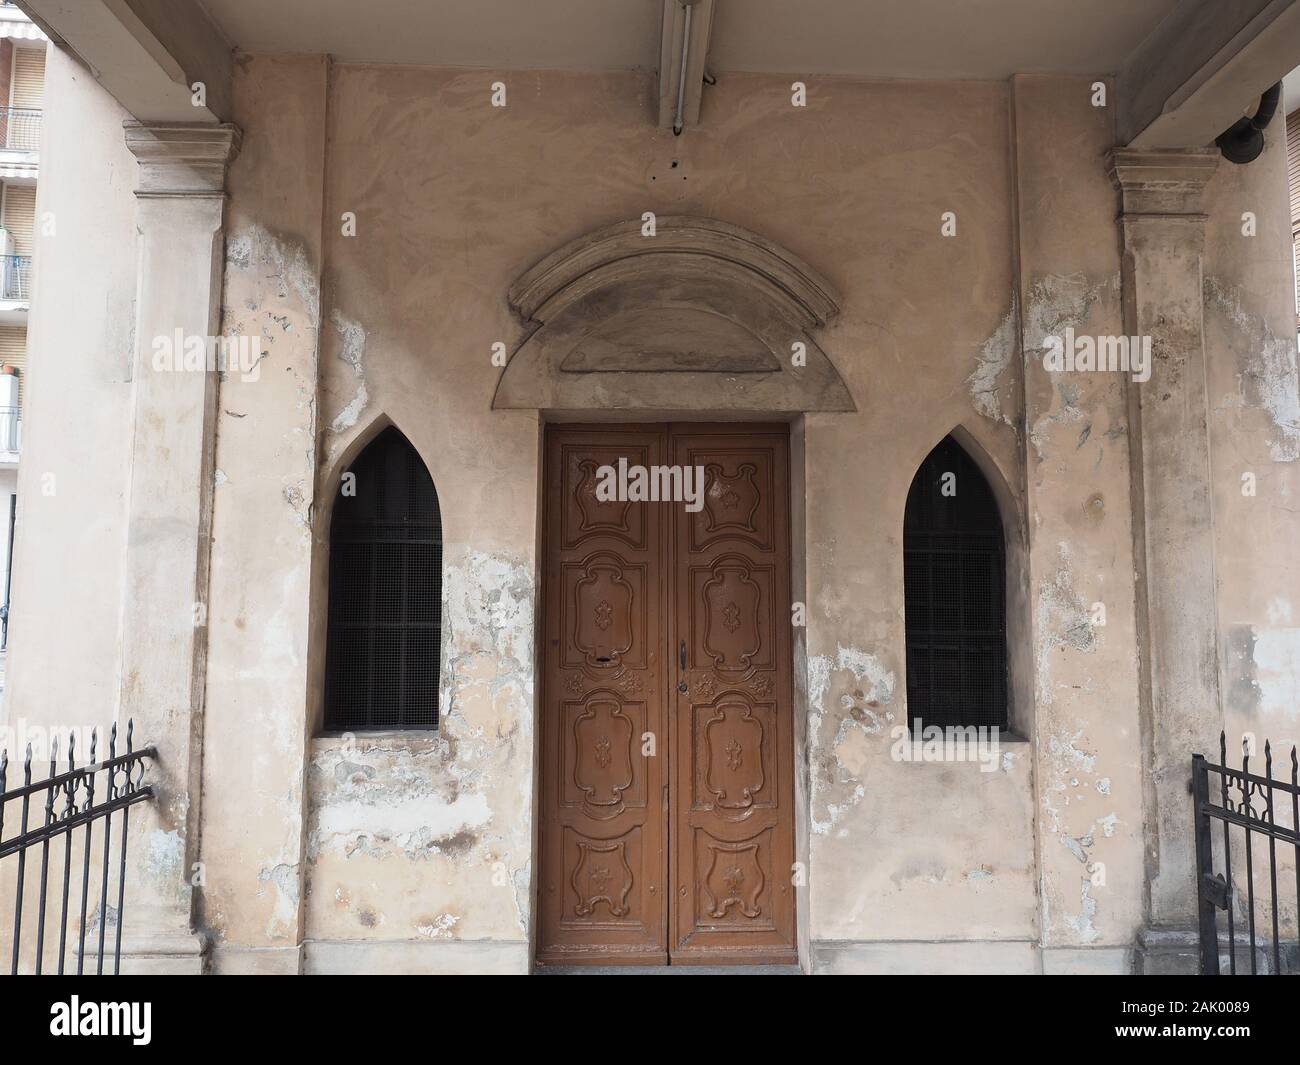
296 64 1046 958
1204 115 1300 941
8 50 1299 973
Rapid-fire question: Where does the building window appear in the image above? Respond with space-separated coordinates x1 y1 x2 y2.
323 426 442 731
903 436 1008 730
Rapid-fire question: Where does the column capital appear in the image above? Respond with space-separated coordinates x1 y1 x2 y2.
123 121 242 199
1106 147 1218 218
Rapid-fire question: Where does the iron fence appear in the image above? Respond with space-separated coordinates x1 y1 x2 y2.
0 721 155 974
1193 732 1300 974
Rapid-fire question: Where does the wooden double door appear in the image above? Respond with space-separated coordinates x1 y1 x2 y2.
538 423 796 966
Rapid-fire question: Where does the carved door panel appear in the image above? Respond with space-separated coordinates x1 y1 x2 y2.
669 426 795 963
537 425 668 965
538 423 794 966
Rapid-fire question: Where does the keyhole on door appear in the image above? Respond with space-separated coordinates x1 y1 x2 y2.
595 656 612 663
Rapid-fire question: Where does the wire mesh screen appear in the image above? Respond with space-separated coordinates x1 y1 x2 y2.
903 436 1008 729
324 427 442 731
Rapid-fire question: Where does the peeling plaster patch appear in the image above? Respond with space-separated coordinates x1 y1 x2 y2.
807 654 831 719
282 481 311 537
143 829 185 901
214 468 228 487
1029 380 1087 460
809 647 895 834
1060 833 1089 863
330 310 368 433
816 784 865 837
966 866 993 881
1024 274 1108 353
1047 730 1097 777
312 770 492 862
443 551 535 677
832 710 880 778
416 913 460 939
1251 627 1300 721
1042 729 1099 845
1068 880 1100 943
1034 549 1097 707
1206 277 1300 461
833 645 896 705
969 298 1017 424
1267 598 1294 625
511 864 531 933
257 863 300 938
306 550 537 938
222 223 321 497
1225 624 1262 718
1023 273 1114 459
226 223 320 326
1041 728 1119 944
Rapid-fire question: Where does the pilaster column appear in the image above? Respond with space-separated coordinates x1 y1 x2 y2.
1107 148 1220 972
118 122 240 974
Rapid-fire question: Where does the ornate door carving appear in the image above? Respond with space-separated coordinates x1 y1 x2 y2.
538 426 668 965
671 427 795 963
538 424 794 966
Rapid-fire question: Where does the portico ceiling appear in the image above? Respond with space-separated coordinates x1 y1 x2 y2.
19 0 1300 147
196 0 1181 79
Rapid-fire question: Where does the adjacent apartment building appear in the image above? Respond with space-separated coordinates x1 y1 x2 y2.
0 2 43 694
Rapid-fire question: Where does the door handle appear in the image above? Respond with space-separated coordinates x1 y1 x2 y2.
677 640 688 693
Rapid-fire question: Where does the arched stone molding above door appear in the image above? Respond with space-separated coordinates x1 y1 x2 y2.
493 216 855 413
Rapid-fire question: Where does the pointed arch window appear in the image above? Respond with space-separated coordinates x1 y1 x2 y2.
903 436 1008 730
324 426 442 731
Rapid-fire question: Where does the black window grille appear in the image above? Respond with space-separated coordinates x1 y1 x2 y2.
324 427 442 731
903 436 1008 730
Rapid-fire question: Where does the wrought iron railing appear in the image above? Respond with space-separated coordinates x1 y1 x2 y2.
0 107 40 151
2 254 31 300
1193 732 1300 974
0 721 155 974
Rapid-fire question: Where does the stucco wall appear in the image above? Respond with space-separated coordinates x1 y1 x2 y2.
201 60 1157 968
295 63 1045 963
1203 108 1300 941
10 50 1299 973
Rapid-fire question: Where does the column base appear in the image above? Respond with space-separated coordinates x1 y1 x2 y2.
210 944 303 975
112 931 209 975
1131 926 1299 975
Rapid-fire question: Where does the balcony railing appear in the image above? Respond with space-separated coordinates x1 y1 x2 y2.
1 254 30 300
0 107 39 152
